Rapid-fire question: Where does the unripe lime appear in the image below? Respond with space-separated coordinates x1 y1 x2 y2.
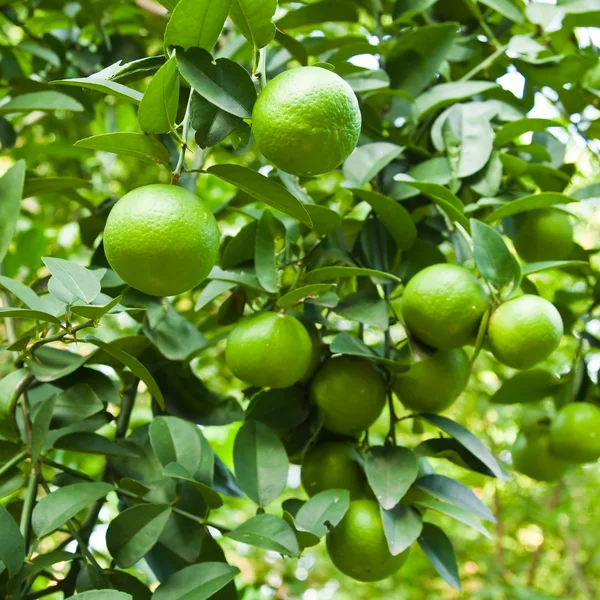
513 209 574 263
549 402 600 463
310 356 386 436
487 295 563 370
394 348 470 413
301 442 365 500
401 264 489 350
512 430 570 481
104 184 219 296
226 312 312 389
326 499 409 582
252 67 361 177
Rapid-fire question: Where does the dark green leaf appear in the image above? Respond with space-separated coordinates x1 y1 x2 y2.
31 395 56 463
0 504 25 575
0 160 24 263
418 523 461 590
304 205 342 235
295 489 350 537
152 562 239 600
335 291 389 330
162 463 223 508
0 307 61 324
494 118 564 148
414 438 497 477
225 514 299 556
53 432 140 457
304 266 401 284
277 284 335 308
74 133 171 166
32 482 113 537
245 385 309 429
0 368 31 440
329 332 406 372
365 446 419 510
208 164 312 226
107 504 172 568
190 92 241 148
416 498 491 539
138 56 179 134
479 0 524 22
277 0 360 29
380 504 422 556
230 0 277 50
233 420 288 506
255 211 278 293
490 369 561 405
70 296 122 321
150 416 202 475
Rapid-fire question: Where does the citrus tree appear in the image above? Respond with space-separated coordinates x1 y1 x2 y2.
1 0 600 598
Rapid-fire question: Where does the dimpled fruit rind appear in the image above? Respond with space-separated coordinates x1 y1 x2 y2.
513 209 574 263
310 356 386 436
326 499 409 582
394 348 470 413
103 184 219 297
301 442 365 500
487 295 563 370
225 312 312 389
252 66 361 177
401 264 489 350
512 431 570 482
549 402 600 463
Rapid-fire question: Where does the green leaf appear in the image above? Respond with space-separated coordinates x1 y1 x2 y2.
70 296 123 321
343 143 404 188
335 291 389 330
150 416 202 475
471 220 521 297
494 118 564 148
27 347 91 382
478 0 524 22
277 0 360 29
416 474 495 522
295 489 350 537
0 307 61 324
84 337 165 409
0 91 83 114
419 413 508 480
32 482 113 537
304 266 401 284
165 0 232 52
416 498 491 539
0 504 25 575
42 257 101 304
414 81 498 120
0 275 42 309
107 504 172 568
353 189 417 250
329 332 407 372
344 69 391 93
0 368 31 440
71 592 132 600
74 133 170 166
207 267 264 291
22 550 78 578
190 92 241 149
195 280 237 311
491 369 561 405
0 160 25 263
152 562 239 600
225 514 299 556
415 438 497 477
255 211 278 293
365 446 419 510
380 504 423 556
233 420 288 506
138 56 179 134
418 523 461 590
245 385 310 429
304 205 342 235
52 78 143 104
162 463 223 508
53 432 140 457
230 0 277 50
484 192 578 223
30 395 56 463
521 260 588 275
207 164 312 226
277 284 335 308
176 48 256 119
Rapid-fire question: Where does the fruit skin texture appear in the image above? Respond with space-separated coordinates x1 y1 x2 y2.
326 499 409 582
301 442 365 500
226 312 312 389
401 264 489 350
512 430 570 481
252 66 361 177
513 209 574 263
310 356 386 435
549 403 600 463
300 323 322 384
103 184 219 297
487 295 563 370
394 348 470 413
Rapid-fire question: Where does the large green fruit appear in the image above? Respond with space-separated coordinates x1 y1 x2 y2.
226 312 312 389
549 402 600 463
512 430 571 481
513 209 574 263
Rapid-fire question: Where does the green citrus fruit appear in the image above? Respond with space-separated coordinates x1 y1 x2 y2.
300 323 322 384
487 295 563 370
549 402 600 463
326 499 409 582
301 442 365 500
226 312 312 389
513 209 574 263
310 356 386 435
103 184 219 296
401 264 489 350
512 430 570 481
252 66 361 177
394 348 470 413
432 0 477 24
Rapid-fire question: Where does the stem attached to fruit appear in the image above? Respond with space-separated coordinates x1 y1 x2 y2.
172 92 193 184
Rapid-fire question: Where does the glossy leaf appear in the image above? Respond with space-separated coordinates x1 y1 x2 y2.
74 133 171 166
190 92 241 148
494 118 564 148
295 489 350 537
414 81 498 120
417 498 491 539
0 503 25 575
138 56 179 134
0 368 31 440
152 562 239 600
418 523 461 590
343 142 403 188
225 514 299 556
150 416 202 475
380 504 423 556
72 592 132 600
230 0 277 50
0 160 25 263
52 77 143 104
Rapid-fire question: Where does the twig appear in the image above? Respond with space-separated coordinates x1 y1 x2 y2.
459 45 507 82
0 450 27 478
20 472 38 553
116 377 139 438
24 319 95 357
171 91 193 184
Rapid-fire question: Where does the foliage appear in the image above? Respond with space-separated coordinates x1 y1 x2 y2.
1 0 600 599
